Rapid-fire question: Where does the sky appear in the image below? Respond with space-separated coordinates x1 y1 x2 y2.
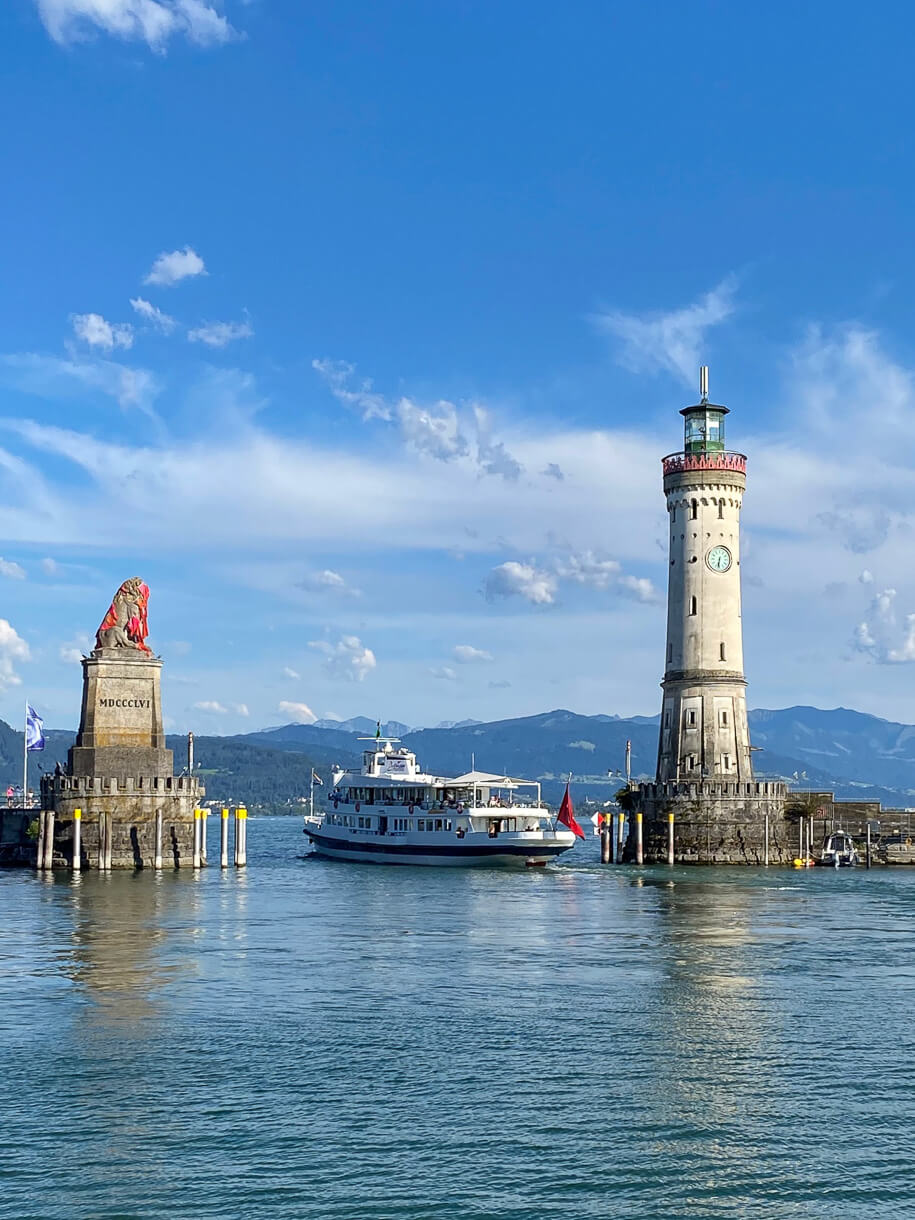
4 1 915 734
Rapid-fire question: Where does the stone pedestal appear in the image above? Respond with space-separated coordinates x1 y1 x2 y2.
69 651 172 781
41 646 203 869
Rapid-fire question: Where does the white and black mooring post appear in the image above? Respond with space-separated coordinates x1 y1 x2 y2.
220 807 229 868
154 808 163 869
72 807 81 872
234 806 247 867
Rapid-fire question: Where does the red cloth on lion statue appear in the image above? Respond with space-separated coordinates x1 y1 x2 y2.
95 578 152 654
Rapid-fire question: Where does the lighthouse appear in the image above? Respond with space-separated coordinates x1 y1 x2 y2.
636 367 787 864
657 366 751 783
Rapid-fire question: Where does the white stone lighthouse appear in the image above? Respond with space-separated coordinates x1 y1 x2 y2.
635 368 787 864
657 366 752 783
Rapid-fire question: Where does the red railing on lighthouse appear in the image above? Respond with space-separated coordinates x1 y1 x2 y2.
662 450 747 477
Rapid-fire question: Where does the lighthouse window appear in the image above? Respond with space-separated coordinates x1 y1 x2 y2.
720 710 729 727
689 596 697 616
690 499 698 520
720 642 727 661
671 505 676 522
718 501 724 519
722 754 731 771
686 709 697 728
667 643 673 662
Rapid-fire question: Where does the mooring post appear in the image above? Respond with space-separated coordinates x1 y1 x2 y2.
220 807 229 868
799 815 805 862
667 811 675 866
192 808 201 868
764 813 769 867
102 811 112 870
154 809 163 869
200 808 208 864
234 806 247 867
44 810 56 870
35 809 46 870
617 810 626 859
72 808 81 872
635 811 644 865
610 811 618 864
866 824 871 870
600 821 610 864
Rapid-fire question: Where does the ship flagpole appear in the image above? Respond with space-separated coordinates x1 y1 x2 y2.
22 698 28 807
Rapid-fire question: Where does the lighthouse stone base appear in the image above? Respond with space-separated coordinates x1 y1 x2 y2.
635 779 790 864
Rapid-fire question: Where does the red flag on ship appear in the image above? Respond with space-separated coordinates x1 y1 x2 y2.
557 783 585 839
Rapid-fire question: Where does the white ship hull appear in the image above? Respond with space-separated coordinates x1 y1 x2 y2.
303 823 575 868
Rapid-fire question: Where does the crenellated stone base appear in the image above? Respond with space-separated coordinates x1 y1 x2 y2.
40 774 204 869
634 779 790 864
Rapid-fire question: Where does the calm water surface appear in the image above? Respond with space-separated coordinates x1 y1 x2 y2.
1 817 914 1219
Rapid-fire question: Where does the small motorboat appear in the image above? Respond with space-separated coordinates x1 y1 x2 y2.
816 831 858 868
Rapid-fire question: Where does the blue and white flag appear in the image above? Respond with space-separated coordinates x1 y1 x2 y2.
25 705 45 752
311 769 324 786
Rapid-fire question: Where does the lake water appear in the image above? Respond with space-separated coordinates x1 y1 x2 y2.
2 817 914 1219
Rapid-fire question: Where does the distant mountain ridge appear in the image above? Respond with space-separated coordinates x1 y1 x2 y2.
3 704 914 811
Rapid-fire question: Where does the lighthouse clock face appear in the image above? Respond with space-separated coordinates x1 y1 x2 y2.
707 545 732 572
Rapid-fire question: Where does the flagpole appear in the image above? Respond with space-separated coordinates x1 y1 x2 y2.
309 768 315 820
23 699 28 808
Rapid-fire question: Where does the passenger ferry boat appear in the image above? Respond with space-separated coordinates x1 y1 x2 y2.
303 738 577 867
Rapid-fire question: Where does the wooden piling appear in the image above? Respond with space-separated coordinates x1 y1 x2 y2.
35 809 46 870
764 813 769 867
192 808 201 868
617 810 625 858
866 824 872 869
72 808 81 872
220 807 229 868
667 811 675 866
99 811 111 870
635 811 644 865
234 807 247 867
43 810 56 870
154 809 163 869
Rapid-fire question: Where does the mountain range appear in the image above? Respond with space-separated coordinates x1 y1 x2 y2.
4 705 915 812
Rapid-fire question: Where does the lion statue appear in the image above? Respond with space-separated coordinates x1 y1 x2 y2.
95 578 152 653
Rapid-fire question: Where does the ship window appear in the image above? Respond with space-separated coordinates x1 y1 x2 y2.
435 819 443 831
689 596 697 616
418 819 426 831
445 820 452 831
690 499 698 520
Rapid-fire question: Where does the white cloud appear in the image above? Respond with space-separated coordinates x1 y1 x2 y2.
299 569 360 596
188 319 253 348
0 620 30 692
193 700 228 714
555 550 622 589
130 297 177 334
313 359 523 479
485 561 558 606
144 246 206 286
853 587 915 663
430 666 457 681
59 635 90 663
311 359 391 421
0 559 26 580
594 276 737 384
309 635 376 682
278 700 317 724
282 666 300 680
453 644 493 664
0 352 160 417
619 574 659 603
543 462 564 481
71 312 133 351
35 0 239 49
40 558 58 575
397 397 469 462
234 703 249 717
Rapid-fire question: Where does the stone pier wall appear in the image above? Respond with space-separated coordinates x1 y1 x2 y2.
635 779 791 864
41 775 203 869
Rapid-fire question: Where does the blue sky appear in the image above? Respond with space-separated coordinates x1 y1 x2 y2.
4 0 915 733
